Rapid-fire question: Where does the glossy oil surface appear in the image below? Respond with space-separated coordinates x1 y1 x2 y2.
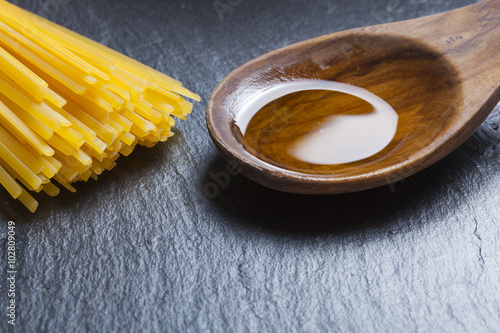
236 81 399 172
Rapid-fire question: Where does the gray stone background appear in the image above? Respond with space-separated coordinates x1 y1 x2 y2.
1 0 499 332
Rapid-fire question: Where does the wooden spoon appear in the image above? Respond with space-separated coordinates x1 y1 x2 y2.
206 0 500 194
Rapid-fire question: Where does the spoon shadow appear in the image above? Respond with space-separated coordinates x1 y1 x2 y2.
202 131 495 237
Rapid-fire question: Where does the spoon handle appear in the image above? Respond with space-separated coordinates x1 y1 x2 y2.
426 0 499 68
369 0 500 70
367 0 500 118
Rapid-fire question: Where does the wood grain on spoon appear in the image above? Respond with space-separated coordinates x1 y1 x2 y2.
206 0 500 194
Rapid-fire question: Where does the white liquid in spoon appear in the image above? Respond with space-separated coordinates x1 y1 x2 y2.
236 80 399 165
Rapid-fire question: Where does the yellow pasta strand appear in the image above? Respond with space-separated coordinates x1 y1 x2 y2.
18 188 38 213
0 142 42 191
0 164 22 199
0 0 199 212
0 46 46 101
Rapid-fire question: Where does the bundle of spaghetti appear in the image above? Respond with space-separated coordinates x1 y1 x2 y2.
0 0 200 212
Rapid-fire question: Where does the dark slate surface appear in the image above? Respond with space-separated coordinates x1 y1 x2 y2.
1 0 499 332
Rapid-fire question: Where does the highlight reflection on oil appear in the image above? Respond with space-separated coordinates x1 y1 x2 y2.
235 80 399 172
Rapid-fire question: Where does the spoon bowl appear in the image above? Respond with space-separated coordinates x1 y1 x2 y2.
207 0 500 194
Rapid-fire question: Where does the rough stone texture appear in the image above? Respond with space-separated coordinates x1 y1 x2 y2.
1 0 499 332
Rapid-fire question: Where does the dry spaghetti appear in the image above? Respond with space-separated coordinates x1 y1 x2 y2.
0 1 200 212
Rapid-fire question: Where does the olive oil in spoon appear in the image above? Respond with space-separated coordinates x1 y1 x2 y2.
236 80 399 173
